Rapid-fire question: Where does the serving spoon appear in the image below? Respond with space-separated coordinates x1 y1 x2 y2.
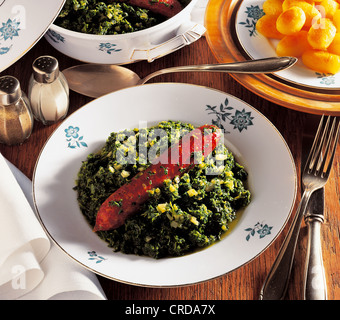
63 56 297 98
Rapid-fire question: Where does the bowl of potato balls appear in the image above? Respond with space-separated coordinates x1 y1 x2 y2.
235 0 340 90
256 0 340 72
205 0 340 114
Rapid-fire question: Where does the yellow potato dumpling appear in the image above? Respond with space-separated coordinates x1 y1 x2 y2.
255 0 340 74
328 33 340 54
282 0 314 11
291 2 322 28
308 18 337 49
333 9 340 29
276 7 306 35
302 49 340 73
319 0 339 18
276 31 312 56
256 15 284 39
263 0 283 17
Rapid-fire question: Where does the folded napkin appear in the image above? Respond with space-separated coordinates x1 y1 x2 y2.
0 153 106 300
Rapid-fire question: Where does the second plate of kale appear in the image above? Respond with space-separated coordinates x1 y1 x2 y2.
55 0 192 35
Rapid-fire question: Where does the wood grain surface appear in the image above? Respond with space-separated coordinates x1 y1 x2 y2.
0 36 339 300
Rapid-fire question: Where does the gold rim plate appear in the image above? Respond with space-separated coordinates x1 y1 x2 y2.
204 0 340 115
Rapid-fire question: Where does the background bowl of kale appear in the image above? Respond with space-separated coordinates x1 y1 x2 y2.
45 0 205 64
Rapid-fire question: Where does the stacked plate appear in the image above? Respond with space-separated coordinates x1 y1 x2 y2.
205 0 340 115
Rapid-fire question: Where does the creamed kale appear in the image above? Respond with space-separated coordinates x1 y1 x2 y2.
75 121 251 259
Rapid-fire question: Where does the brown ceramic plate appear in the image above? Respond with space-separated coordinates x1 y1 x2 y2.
204 0 340 115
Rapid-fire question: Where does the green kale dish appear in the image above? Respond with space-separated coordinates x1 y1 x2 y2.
56 0 188 35
75 121 251 259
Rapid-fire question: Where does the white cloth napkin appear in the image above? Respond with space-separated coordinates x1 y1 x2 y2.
0 153 106 300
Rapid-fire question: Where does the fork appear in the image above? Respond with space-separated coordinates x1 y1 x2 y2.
259 115 340 300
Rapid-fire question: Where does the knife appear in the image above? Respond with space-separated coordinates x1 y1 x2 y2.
302 118 327 300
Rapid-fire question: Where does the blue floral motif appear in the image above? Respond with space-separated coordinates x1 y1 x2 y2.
230 108 254 132
99 42 122 54
206 98 254 133
238 5 264 37
316 72 336 85
46 30 65 44
87 251 106 264
245 222 273 241
0 18 20 40
0 18 20 55
0 45 11 55
245 4 265 20
65 126 79 138
65 126 88 148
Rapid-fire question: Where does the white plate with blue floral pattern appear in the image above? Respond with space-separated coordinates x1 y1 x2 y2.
0 0 65 73
33 83 297 287
236 0 340 90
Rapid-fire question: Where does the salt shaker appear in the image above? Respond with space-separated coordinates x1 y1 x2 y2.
28 56 69 125
0 76 34 146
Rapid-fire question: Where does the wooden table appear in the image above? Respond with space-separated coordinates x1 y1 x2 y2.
1 35 339 300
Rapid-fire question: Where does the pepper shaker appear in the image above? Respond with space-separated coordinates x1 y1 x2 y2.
28 56 69 125
0 76 34 146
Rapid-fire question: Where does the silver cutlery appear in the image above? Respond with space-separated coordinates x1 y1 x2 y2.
259 115 340 300
62 57 297 98
302 120 328 300
303 188 327 299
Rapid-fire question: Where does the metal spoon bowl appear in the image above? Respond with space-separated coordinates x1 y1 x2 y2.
63 57 297 98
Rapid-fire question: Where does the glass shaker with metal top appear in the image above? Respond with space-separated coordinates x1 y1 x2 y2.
28 55 69 125
0 76 34 145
